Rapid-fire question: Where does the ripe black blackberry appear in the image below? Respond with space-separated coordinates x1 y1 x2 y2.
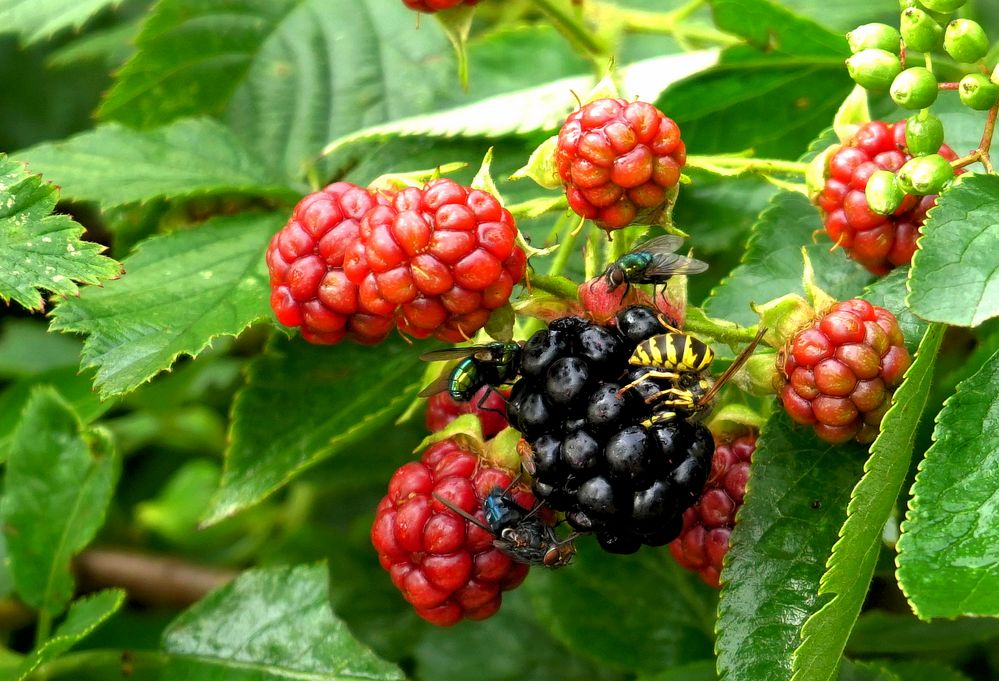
506 307 715 554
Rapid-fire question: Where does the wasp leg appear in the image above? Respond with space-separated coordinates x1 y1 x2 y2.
616 370 682 398
654 312 683 334
642 386 694 404
641 411 679 428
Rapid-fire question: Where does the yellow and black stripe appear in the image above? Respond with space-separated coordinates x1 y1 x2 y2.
628 333 714 373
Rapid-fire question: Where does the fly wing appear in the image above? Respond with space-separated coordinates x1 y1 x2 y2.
644 253 710 277
417 370 453 398
629 234 684 256
419 347 477 362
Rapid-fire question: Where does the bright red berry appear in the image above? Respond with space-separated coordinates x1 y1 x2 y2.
556 98 686 231
402 0 479 11
670 431 755 588
779 299 911 444
425 387 509 438
266 183 394 345
578 276 685 327
347 179 527 343
816 120 957 275
371 438 532 626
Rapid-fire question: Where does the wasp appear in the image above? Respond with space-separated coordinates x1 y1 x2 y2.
434 484 577 568
619 327 768 425
597 235 709 298
418 341 522 407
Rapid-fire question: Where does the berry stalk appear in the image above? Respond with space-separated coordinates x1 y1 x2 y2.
685 155 810 177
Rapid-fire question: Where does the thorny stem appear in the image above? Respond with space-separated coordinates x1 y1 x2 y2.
529 0 609 65
685 154 810 177
951 103 998 173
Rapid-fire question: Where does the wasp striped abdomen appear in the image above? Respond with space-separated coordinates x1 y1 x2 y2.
629 333 714 373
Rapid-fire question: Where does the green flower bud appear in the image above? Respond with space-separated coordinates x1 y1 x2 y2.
905 110 945 156
920 0 967 11
899 1 949 24
959 73 999 111
896 154 954 195
847 23 902 54
901 8 945 53
944 19 990 63
866 170 906 215
847 49 903 92
890 67 939 109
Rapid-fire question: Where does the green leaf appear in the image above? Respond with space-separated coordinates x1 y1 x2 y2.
203 335 424 524
837 660 900 681
0 154 121 311
709 0 849 57
896 348 999 618
14 589 125 681
0 0 121 44
791 324 946 681
50 212 282 398
907 173 999 327
0 388 120 617
716 412 867 681
161 563 404 681
0 319 81 378
20 119 297 208
527 542 714 673
847 611 999 654
705 191 872 326
639 660 717 681
861 268 927 351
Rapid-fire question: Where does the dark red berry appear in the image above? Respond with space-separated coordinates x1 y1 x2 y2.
817 120 957 275
556 99 686 231
371 438 532 626
425 387 509 438
779 299 911 444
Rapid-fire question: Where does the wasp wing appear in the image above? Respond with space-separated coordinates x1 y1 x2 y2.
419 347 478 362
644 253 710 277
417 370 453 398
628 234 685 256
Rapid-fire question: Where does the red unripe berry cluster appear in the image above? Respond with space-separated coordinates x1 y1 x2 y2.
780 299 911 444
371 439 532 626
402 0 478 12
670 432 755 588
556 98 686 231
267 179 526 345
425 386 509 438
817 120 956 275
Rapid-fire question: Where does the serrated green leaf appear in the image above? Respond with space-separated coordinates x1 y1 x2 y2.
20 119 297 208
709 0 849 57
907 174 999 328
203 335 424 525
896 349 999 618
716 412 866 681
0 0 121 44
0 388 119 617
847 611 999 654
162 563 403 681
50 212 282 398
704 191 872 326
0 154 121 311
861 268 927 351
527 542 714 673
14 589 125 681
791 324 946 681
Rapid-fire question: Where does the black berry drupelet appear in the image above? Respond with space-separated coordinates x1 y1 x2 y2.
507 307 715 553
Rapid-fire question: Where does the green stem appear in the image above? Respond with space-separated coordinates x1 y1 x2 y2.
684 308 761 345
34 611 52 649
530 275 580 300
685 154 810 177
530 0 609 64
590 0 738 46
27 650 167 681
546 214 581 278
584 227 604 281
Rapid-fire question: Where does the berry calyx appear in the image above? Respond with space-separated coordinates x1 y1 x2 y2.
847 24 901 54
669 430 756 588
816 119 957 274
426 387 509 438
900 9 945 53
371 438 533 625
402 0 479 12
556 98 686 231
944 19 990 64
890 67 939 110
895 154 954 195
865 170 905 215
778 299 912 444
959 73 999 111
905 110 945 157
847 50 902 92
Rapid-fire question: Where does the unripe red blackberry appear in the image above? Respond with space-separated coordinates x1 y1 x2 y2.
345 179 526 343
425 387 509 438
402 0 479 12
371 438 532 626
266 182 395 345
556 98 686 231
816 120 957 275
779 299 911 444
670 431 756 588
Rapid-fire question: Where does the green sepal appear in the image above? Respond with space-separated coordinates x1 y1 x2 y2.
471 147 501 199
833 85 872 144
511 135 562 190
751 293 816 349
481 427 524 472
369 162 468 191
413 413 486 456
484 304 516 342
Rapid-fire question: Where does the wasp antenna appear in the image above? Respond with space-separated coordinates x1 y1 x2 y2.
698 326 768 407
432 493 493 533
